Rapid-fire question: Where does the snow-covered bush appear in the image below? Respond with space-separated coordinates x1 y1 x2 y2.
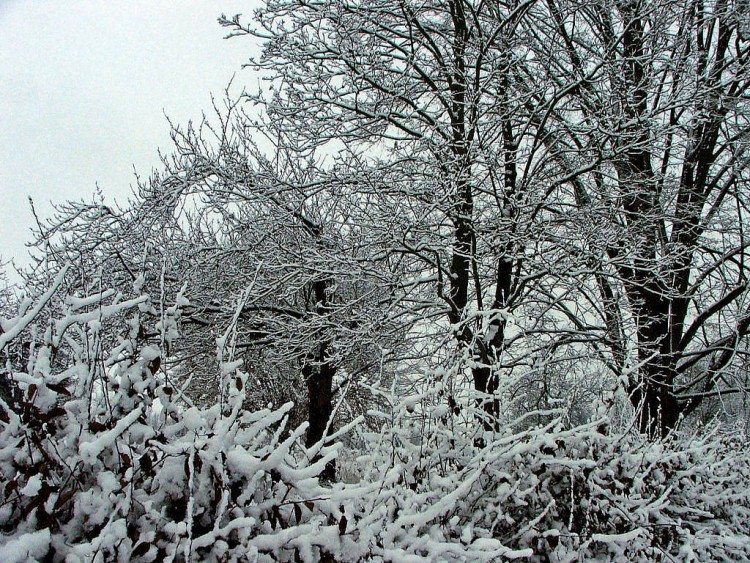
2 268 750 562
342 377 750 561
0 269 346 562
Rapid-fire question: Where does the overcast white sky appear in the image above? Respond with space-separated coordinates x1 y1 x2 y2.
0 1 258 274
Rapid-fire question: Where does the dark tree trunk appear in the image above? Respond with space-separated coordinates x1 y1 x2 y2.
472 366 500 432
630 360 680 438
304 343 335 449
303 277 337 482
303 343 336 481
615 3 683 438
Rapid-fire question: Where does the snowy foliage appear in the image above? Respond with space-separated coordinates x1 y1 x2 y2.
1 269 749 561
0 272 343 562
5 0 750 559
337 381 750 561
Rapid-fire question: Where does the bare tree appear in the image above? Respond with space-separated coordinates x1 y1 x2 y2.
32 109 407 477
532 0 750 436
32 0 750 446
222 0 597 434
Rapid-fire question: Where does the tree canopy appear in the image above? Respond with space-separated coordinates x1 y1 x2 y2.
2 0 750 560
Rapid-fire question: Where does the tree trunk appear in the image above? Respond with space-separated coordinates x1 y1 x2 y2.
631 360 680 438
303 277 337 481
303 343 336 481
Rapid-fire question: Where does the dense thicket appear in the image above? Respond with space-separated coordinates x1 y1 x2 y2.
1 270 749 561
3 0 750 560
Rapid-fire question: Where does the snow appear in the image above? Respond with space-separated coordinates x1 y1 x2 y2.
79 407 143 463
19 475 42 497
2 249 750 563
0 266 69 352
183 406 203 431
590 528 643 543
65 290 116 311
140 345 161 361
2 529 51 563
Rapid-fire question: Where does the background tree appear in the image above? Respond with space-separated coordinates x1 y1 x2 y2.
30 110 407 477
25 0 750 451
224 0 606 434
531 0 750 435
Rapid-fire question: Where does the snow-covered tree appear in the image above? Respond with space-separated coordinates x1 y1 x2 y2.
221 0 606 437
530 0 750 436
5 1 750 560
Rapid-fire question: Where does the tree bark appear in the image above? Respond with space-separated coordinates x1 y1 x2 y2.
303 277 337 481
